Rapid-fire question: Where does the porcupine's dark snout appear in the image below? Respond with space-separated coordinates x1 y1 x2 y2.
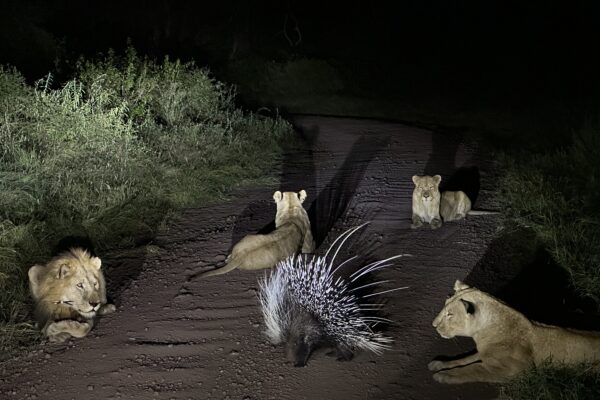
287 338 312 367
285 307 323 367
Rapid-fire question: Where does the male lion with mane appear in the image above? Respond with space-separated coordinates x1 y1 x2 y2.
28 248 115 343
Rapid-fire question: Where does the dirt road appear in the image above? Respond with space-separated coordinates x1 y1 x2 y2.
0 116 501 399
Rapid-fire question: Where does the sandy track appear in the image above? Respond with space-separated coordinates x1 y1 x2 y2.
0 116 500 399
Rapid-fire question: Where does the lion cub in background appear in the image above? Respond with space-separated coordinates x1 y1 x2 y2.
28 248 115 343
193 190 315 278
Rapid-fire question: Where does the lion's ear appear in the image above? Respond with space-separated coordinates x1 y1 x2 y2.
57 264 72 279
273 191 283 203
412 175 419 185
91 256 102 270
298 190 307 203
461 299 476 315
454 280 469 292
28 265 44 299
433 175 442 185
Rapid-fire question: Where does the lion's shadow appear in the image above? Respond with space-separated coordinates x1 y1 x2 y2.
465 229 600 330
230 121 389 253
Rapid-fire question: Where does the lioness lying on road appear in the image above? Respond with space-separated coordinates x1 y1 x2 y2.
430 280 600 383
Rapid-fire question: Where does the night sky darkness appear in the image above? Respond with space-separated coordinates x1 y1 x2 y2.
1 1 599 130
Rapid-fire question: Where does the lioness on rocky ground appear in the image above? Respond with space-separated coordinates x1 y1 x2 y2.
192 190 315 279
429 280 600 384
28 248 116 343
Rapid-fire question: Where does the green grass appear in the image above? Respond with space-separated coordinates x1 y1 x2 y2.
0 49 291 353
501 363 600 400
495 128 600 397
499 128 600 302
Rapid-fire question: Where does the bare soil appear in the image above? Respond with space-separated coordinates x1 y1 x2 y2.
0 116 503 399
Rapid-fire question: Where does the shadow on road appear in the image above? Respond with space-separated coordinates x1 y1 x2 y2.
230 121 390 254
423 128 481 205
465 229 600 330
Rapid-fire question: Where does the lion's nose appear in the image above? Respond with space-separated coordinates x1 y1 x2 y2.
89 302 99 309
423 192 430 198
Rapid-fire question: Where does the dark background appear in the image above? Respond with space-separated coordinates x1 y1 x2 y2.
1 0 599 139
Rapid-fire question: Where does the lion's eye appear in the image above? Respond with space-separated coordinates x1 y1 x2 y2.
77 283 84 289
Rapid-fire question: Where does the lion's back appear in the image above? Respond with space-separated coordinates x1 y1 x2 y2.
232 223 304 270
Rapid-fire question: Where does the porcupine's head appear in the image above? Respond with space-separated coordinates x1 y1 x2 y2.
259 256 324 367
259 224 407 367
284 305 325 367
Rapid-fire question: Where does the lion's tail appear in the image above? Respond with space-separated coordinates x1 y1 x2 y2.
188 259 240 280
466 210 499 216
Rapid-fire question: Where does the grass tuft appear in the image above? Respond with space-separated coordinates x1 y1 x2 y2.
501 362 600 400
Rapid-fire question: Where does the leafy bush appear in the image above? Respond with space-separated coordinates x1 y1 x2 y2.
0 51 290 352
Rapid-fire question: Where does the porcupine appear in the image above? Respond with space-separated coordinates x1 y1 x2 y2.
258 223 408 366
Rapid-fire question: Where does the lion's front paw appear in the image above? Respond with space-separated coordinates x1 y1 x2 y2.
433 371 454 384
431 218 442 229
99 303 116 315
47 320 91 339
48 332 71 343
411 215 423 229
67 320 91 338
428 360 446 371
433 369 471 384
